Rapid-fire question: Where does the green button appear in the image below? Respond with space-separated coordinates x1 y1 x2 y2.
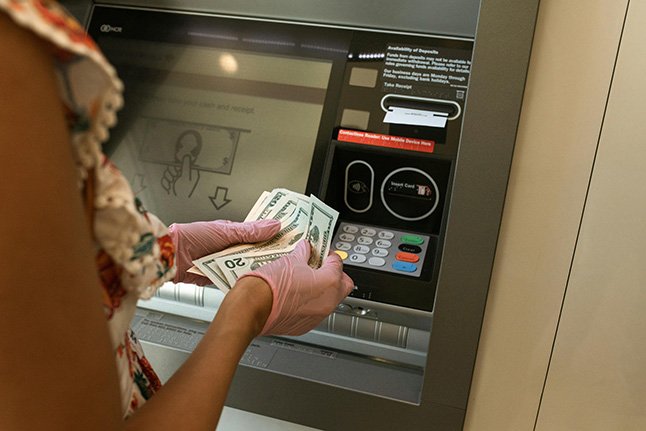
401 235 424 245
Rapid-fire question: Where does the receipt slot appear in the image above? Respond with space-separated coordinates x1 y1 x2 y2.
77 0 539 429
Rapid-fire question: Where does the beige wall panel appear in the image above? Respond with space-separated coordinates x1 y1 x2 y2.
535 1 646 429
464 1 628 430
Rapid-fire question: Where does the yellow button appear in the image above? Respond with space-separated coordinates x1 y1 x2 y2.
334 250 349 260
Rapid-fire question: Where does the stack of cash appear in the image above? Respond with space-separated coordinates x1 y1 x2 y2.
190 188 339 292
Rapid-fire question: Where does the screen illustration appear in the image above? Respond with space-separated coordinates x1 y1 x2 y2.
136 117 248 198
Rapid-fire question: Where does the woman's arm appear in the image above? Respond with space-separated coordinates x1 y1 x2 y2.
124 277 272 430
0 13 123 430
125 239 353 430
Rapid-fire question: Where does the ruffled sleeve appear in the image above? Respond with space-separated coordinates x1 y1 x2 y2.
2 1 176 414
1 0 176 298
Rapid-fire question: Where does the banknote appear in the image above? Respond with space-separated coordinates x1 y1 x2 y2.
306 195 339 268
191 194 308 277
243 190 270 222
191 256 233 292
244 188 288 222
214 203 309 259
245 188 309 222
192 188 338 291
214 249 293 286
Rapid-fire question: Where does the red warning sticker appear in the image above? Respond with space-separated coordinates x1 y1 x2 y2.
337 129 435 154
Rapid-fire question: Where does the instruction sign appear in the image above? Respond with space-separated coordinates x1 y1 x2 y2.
383 44 472 100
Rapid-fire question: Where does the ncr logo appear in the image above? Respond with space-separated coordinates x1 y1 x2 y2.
100 24 123 33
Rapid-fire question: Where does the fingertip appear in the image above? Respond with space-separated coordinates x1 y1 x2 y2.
318 253 347 282
181 154 192 171
322 251 343 268
342 273 355 295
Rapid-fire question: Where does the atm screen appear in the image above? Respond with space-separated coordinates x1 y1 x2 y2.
94 10 350 225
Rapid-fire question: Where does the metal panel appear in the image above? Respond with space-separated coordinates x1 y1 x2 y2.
94 0 480 37
424 0 539 410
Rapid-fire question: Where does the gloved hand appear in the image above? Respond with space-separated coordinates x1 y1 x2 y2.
168 219 281 285
239 240 355 336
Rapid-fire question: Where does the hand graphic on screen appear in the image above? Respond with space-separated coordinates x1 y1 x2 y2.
161 130 202 198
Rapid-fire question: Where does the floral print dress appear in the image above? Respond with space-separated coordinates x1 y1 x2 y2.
0 0 176 417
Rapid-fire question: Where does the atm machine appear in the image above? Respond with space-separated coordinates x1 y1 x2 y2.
65 0 538 429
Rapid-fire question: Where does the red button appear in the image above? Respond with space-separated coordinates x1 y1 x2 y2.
396 252 419 263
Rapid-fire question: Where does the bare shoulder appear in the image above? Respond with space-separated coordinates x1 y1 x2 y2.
0 12 64 163
0 12 54 98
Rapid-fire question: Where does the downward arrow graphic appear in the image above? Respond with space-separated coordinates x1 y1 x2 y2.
210 186 231 210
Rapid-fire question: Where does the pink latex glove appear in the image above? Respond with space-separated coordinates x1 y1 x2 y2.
239 240 355 336
168 219 281 286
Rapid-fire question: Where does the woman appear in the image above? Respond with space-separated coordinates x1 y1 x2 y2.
0 1 353 429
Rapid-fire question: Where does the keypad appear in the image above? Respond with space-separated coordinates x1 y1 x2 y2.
332 222 430 277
